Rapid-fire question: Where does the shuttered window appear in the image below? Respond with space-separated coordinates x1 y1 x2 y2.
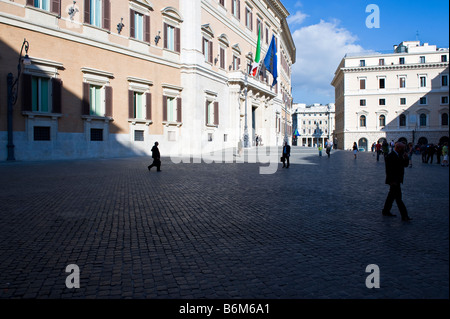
82 83 112 117
163 96 182 123
84 0 110 31
206 101 219 126
164 23 180 52
22 75 62 113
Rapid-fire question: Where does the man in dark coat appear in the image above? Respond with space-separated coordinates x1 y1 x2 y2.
148 142 161 172
382 141 412 221
282 141 291 168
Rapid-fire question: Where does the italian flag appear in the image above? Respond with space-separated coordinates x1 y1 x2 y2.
251 26 261 77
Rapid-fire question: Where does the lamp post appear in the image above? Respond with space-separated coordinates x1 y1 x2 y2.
6 38 31 161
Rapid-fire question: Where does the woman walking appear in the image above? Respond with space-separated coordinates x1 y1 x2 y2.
353 142 358 159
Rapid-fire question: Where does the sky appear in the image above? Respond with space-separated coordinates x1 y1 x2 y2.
282 0 450 105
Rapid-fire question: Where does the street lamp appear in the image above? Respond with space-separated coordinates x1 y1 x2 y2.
243 71 250 148
6 38 31 161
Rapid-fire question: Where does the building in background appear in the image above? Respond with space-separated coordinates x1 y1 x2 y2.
292 103 335 147
331 41 449 151
0 0 295 161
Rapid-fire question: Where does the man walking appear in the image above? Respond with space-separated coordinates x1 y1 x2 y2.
282 141 291 168
148 142 162 172
382 141 412 221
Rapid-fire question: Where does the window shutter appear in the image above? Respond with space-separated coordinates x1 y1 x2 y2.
22 74 32 112
82 82 90 115
231 0 234 15
144 15 150 43
214 102 219 125
84 0 90 24
51 0 61 15
237 0 240 20
202 37 205 55
162 96 167 122
26 0 33 6
163 23 168 49
128 90 134 118
175 27 181 53
209 41 213 63
52 78 62 113
146 93 152 121
177 98 182 123
105 86 113 117
250 12 253 30
103 0 111 31
205 101 209 124
130 10 135 38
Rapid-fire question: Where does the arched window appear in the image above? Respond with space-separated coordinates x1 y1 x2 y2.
360 115 366 127
358 138 368 151
399 114 406 127
420 113 427 127
442 113 449 126
379 115 386 127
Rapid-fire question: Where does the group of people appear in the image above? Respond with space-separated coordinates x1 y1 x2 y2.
255 135 263 147
419 143 449 166
318 141 333 158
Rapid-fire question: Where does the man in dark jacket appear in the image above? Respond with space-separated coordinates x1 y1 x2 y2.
282 142 291 168
382 142 412 221
148 142 161 172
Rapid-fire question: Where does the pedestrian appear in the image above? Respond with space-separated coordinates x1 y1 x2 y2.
148 142 162 172
426 143 435 164
435 143 442 165
371 142 376 153
375 141 382 161
407 142 414 168
390 140 395 152
256 135 259 147
382 141 412 221
318 144 323 157
420 144 427 163
282 141 291 168
352 142 358 159
259 135 263 146
382 140 389 159
442 142 449 167
326 141 332 158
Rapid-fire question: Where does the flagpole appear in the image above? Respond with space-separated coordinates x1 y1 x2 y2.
243 71 249 148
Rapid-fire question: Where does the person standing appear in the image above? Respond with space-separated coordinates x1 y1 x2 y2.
318 144 323 157
382 140 389 160
375 141 382 162
442 142 449 167
282 142 291 168
352 142 358 159
326 140 332 158
435 143 442 165
148 142 161 172
407 142 414 168
382 142 412 221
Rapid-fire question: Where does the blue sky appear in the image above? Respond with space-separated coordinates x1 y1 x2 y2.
283 0 450 104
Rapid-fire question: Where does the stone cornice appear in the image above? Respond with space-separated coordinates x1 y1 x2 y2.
341 62 449 73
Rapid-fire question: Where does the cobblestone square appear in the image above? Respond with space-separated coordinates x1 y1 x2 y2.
0 147 448 299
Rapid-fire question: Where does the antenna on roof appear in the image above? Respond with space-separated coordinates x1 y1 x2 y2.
415 30 420 42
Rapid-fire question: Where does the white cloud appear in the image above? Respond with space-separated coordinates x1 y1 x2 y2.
290 19 366 104
287 11 309 26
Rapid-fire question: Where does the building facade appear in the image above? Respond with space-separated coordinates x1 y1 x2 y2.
331 41 449 151
0 0 295 161
292 103 335 147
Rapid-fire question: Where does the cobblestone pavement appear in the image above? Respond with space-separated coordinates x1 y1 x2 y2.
0 147 448 299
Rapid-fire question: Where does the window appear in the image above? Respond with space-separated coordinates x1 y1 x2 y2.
245 7 252 30
265 27 269 44
31 76 51 113
399 77 406 88
442 75 448 87
206 101 219 126
231 0 240 19
420 76 426 88
134 130 144 141
442 96 449 105
232 55 240 70
420 56 426 63
400 98 406 105
359 60 365 67
219 0 225 6
168 131 176 141
134 11 144 41
90 128 103 141
420 97 427 105
90 0 102 27
442 55 448 62
379 99 386 105
419 114 427 127
89 85 104 116
34 126 51 141
133 92 144 119
33 0 50 11
360 115 366 127
399 57 405 65
84 0 111 31
203 38 213 63
379 78 385 89
399 114 406 127
219 47 226 69
163 95 182 123
360 79 366 90
379 115 386 127
379 59 385 66
165 24 175 50
442 113 449 126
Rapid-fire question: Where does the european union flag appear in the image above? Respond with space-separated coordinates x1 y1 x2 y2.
263 35 278 88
